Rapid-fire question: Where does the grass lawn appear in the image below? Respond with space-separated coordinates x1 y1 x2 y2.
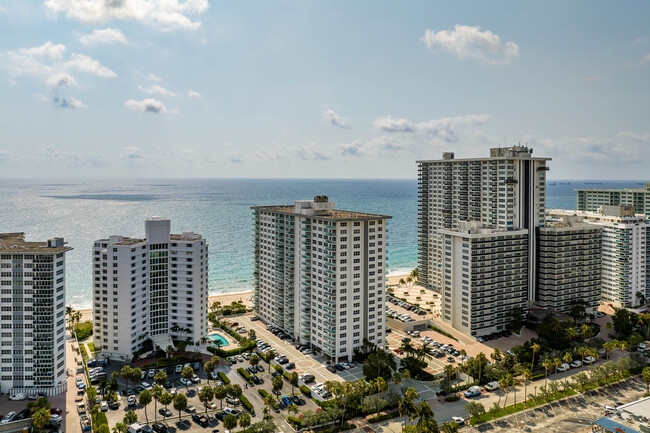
80 344 90 360
88 342 101 354
74 321 93 341
471 389 577 424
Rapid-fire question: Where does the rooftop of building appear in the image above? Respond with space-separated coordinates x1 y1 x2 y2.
546 207 648 222
0 233 72 253
439 222 528 238
417 146 551 163
95 232 203 247
252 196 391 221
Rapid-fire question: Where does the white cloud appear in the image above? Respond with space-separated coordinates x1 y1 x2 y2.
421 25 519 64
187 90 202 98
338 136 403 157
138 84 178 97
294 144 331 161
526 132 650 164
79 28 127 45
322 108 350 129
45 0 209 31
5 41 116 92
373 114 490 143
121 146 144 159
226 152 244 163
40 145 60 157
148 73 163 82
124 98 169 114
54 95 87 109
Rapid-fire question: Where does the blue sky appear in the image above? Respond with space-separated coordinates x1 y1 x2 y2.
1 0 649 179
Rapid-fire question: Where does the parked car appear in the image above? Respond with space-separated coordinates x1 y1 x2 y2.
223 407 240 417
285 362 296 370
557 363 570 372
192 414 209 427
464 386 481 398
1 412 17 424
152 423 168 433
100 401 109 411
16 410 31 421
281 396 293 406
484 381 500 391
584 356 596 364
159 408 172 418
185 404 197 414
180 378 192 386
570 360 582 368
451 416 465 425
175 365 183 374
9 393 26 401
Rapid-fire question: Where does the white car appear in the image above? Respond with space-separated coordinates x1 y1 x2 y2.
141 381 153 390
570 360 582 368
1 412 16 424
584 356 596 364
557 363 570 372
451 416 464 425
180 378 192 386
9 393 26 401
127 396 137 406
100 401 109 411
50 414 62 424
175 365 183 373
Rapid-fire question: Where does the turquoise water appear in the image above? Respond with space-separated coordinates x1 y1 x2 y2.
207 334 229 346
0 178 645 308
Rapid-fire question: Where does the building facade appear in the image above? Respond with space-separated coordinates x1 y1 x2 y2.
417 146 550 300
92 218 208 361
546 207 649 308
0 233 71 396
537 214 602 313
576 183 650 214
440 222 529 337
253 196 390 362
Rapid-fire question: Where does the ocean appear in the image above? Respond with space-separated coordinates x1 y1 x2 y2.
0 178 646 308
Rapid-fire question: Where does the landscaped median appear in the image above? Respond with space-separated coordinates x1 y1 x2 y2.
237 367 253 384
239 395 255 416
217 372 230 384
298 385 311 397
368 411 401 423
258 389 279 410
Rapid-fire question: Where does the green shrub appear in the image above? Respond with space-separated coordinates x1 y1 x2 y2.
237 368 252 384
239 395 255 416
444 395 460 402
282 372 291 382
207 339 256 357
217 372 230 385
74 321 93 341
299 385 311 397
368 411 401 423
287 416 301 428
257 389 278 410
91 411 108 429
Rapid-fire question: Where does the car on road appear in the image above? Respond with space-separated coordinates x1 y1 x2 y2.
127 396 137 406
100 401 109 411
147 370 156 379
557 363 570 372
152 423 168 433
484 381 500 391
584 356 596 364
570 360 582 368
451 416 465 425
159 408 173 418
1 412 17 424
9 393 26 401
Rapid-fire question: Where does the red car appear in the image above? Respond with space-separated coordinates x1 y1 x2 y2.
50 408 63 415
393 348 403 354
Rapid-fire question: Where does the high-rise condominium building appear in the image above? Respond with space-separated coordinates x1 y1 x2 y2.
417 146 550 300
92 218 208 361
252 196 390 362
537 214 602 313
577 183 650 214
546 206 649 308
440 222 528 337
0 233 71 396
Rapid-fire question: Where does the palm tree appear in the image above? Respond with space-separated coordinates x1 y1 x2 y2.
31 408 50 433
181 366 194 394
138 389 152 425
238 412 251 432
203 361 215 386
112 423 127 433
289 372 299 396
406 276 413 285
214 386 226 410
603 340 617 360
375 377 388 416
580 324 594 340
159 392 173 420
566 327 577 342
173 393 188 423
530 343 541 370
66 306 74 332
562 353 573 393
151 385 163 422
198 386 214 415
542 359 554 390
491 348 502 363
415 401 437 431
522 368 533 406
266 350 276 372
287 404 299 418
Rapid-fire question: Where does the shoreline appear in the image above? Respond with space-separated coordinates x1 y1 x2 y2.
71 273 416 321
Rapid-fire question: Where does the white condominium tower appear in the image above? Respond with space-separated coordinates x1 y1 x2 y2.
0 234 71 396
417 146 550 300
92 218 208 361
577 183 650 215
253 196 391 362
546 206 649 308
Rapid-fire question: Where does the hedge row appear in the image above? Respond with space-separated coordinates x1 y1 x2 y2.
239 395 255 416
299 385 311 397
282 372 291 382
368 411 401 423
217 372 230 385
207 339 256 358
258 389 279 410
237 368 252 384
92 410 108 430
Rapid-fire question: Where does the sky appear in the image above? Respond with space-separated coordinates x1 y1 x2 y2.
0 0 649 179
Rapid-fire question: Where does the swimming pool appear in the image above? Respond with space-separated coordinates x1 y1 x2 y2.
207 334 229 346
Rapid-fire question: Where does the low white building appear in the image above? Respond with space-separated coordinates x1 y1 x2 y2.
0 233 71 396
253 196 391 361
92 218 208 361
